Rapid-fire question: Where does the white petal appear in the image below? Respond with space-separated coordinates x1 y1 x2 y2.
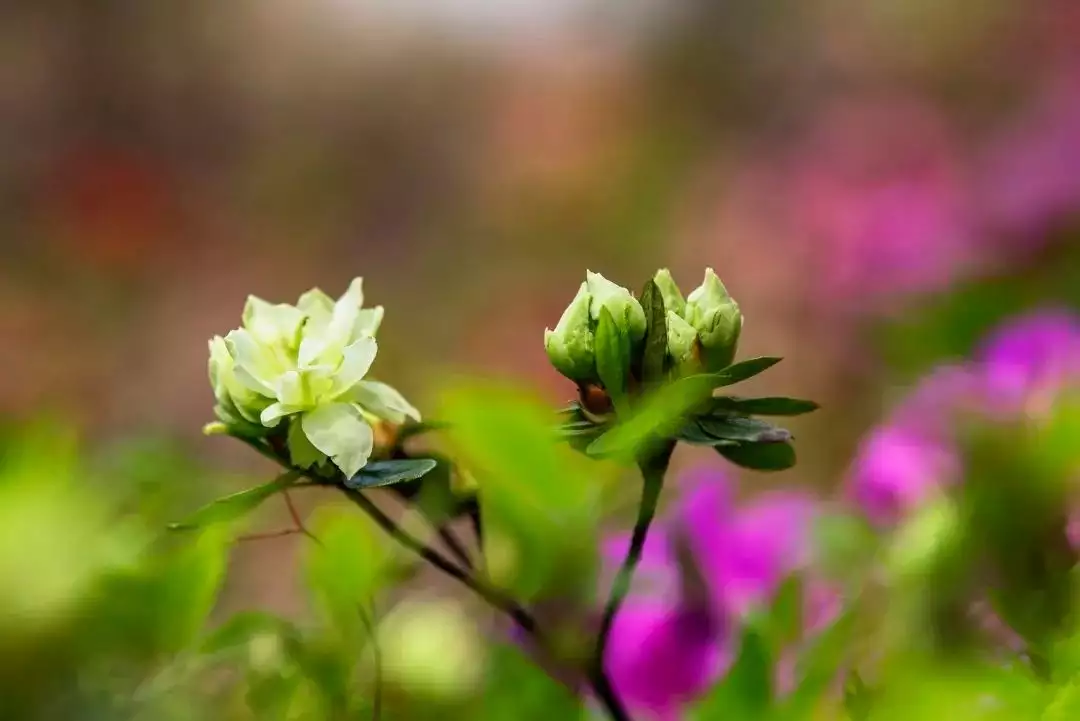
261 402 300 427
338 277 365 308
243 296 304 348
352 306 384 339
301 403 374 478
329 337 378 399
297 288 335 317
352 380 421 423
225 329 278 396
275 370 307 407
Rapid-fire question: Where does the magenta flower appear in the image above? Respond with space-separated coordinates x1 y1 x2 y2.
602 466 823 720
847 309 1080 526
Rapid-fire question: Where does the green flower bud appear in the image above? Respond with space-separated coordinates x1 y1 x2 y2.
684 268 742 371
653 268 686 317
586 271 647 344
666 310 700 374
544 282 596 383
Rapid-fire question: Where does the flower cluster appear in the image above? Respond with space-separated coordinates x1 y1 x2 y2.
208 278 420 478
544 269 743 386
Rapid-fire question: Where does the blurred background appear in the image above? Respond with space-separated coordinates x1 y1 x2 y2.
1 0 1079 715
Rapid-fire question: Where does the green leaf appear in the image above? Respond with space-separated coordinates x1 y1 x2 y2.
343 458 438 489
201 611 295 655
1045 677 1080 721
168 470 302 530
675 419 738 446
441 383 603 602
715 441 796 471
709 396 819 416
476 644 586 720
781 611 855 719
697 414 792 444
769 576 804 648
150 529 231 653
397 420 452 441
595 306 631 413
586 373 722 459
305 508 395 640
843 671 872 721
706 356 782 387
692 627 772 720
639 279 669 385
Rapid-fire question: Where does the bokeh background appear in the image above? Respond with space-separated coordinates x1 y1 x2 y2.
2 0 1080 693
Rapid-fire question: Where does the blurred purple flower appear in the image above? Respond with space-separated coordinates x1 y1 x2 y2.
980 78 1080 242
602 466 824 719
974 308 1080 414
848 309 1080 525
785 99 978 307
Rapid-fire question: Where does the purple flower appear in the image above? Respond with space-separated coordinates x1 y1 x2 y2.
848 309 1080 526
975 308 1080 414
602 466 824 719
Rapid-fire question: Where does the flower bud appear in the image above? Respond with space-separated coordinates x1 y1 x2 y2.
586 271 647 344
684 268 742 371
666 311 699 374
544 282 597 383
653 268 686 317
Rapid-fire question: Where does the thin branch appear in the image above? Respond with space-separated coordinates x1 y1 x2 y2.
436 524 474 570
237 528 303 542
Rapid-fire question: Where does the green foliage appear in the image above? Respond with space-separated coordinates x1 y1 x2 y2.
344 458 439 489
691 626 773 721
596 306 632 414
168 471 302 530
639 278 670 385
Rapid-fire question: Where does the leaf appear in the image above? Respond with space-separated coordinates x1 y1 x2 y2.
675 420 738 446
305 508 395 640
168 471 302 530
709 396 819 416
697 414 792 444
150 528 231 653
595 306 630 413
769 576 804 648
585 373 722 459
476 644 586 720
781 610 855 719
344 458 438 489
397 420 452 441
201 611 295 655
843 671 872 721
441 383 604 602
691 627 772 720
1045 677 1080 721
707 356 783 387
639 279 668 385
715 441 796 471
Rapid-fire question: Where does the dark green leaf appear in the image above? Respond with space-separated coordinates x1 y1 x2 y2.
698 414 792 444
691 627 772 720
640 279 668 384
715 441 796 471
675 420 738 446
709 396 819 416
168 471 301 530
708 356 783 386
595 306 630 413
344 458 438 489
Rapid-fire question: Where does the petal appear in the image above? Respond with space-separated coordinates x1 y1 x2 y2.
353 306 384 339
225 329 278 396
297 287 335 317
275 370 308 407
338 277 365 308
301 403 374 478
287 417 327 469
605 603 725 718
350 379 421 423
261 402 300 427
243 296 304 348
329 338 378 399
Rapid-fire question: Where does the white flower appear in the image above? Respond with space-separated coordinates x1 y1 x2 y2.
209 278 419 478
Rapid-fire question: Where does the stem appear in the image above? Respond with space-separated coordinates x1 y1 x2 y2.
591 448 673 720
436 525 474 570
356 602 383 721
338 486 538 634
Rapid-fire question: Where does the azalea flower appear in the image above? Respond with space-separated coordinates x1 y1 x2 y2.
602 466 828 721
208 278 420 478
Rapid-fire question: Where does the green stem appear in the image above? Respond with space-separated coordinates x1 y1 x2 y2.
592 447 674 719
